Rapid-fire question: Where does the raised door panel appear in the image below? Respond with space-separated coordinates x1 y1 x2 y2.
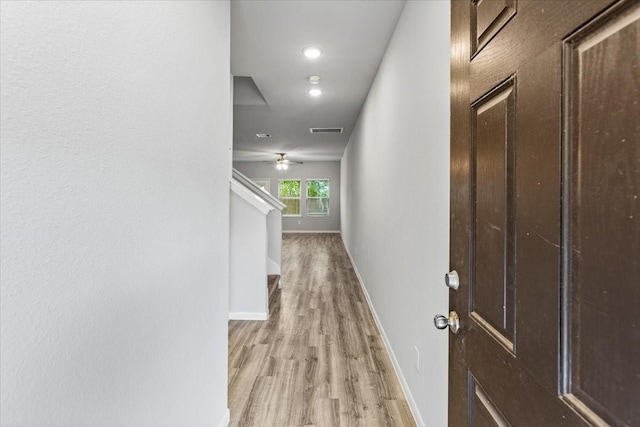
470 377 511 427
563 2 640 425
470 1 619 102
471 78 516 351
471 0 517 56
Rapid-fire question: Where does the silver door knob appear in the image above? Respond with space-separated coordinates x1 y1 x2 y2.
445 270 460 290
433 311 460 334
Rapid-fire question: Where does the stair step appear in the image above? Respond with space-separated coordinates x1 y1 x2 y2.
267 274 280 302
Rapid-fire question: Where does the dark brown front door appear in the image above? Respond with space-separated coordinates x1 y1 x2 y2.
450 0 639 425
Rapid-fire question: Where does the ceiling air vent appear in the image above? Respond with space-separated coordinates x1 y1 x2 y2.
310 127 344 134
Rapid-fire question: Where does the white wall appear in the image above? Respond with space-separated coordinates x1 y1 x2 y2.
340 2 450 426
229 186 269 320
234 161 341 232
0 2 231 426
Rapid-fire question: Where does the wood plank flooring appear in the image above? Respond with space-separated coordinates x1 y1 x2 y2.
228 233 417 427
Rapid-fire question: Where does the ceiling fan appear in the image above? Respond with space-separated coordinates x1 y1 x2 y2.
265 153 303 170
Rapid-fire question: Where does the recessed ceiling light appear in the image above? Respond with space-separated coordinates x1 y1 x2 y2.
303 47 321 59
308 75 320 85
309 88 322 97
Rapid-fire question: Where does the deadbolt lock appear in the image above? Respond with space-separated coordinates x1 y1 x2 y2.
445 270 460 290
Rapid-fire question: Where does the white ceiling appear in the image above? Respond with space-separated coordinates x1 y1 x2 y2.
231 0 406 163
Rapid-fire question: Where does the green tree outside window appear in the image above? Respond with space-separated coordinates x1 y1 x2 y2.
307 179 329 216
279 180 301 216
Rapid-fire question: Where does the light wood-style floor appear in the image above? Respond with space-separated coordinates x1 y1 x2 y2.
228 233 417 427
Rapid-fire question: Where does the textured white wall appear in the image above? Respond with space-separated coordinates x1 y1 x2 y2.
340 1 450 426
0 2 231 426
229 188 269 319
233 161 341 232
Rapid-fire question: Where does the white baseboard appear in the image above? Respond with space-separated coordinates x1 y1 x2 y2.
282 230 341 233
229 312 268 321
219 408 230 427
340 236 424 427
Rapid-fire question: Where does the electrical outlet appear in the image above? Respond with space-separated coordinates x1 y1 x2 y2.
298 220 301 225
414 346 420 373
355 247 358 255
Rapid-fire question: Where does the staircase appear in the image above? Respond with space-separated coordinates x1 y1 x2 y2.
267 274 280 309
229 169 285 321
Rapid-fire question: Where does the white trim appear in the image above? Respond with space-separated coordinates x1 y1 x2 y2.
230 179 274 215
219 408 230 427
306 178 330 217
282 230 341 233
229 311 268 321
278 178 302 216
341 235 424 427
232 169 285 210
252 178 270 193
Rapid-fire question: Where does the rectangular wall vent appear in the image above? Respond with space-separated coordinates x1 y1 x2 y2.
310 127 344 134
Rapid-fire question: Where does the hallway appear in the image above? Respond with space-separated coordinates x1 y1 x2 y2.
228 233 416 426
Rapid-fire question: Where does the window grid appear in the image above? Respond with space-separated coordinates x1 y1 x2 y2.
306 179 330 217
278 179 301 216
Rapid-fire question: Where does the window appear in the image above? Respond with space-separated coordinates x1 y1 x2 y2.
278 179 301 216
251 178 270 193
306 179 329 216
